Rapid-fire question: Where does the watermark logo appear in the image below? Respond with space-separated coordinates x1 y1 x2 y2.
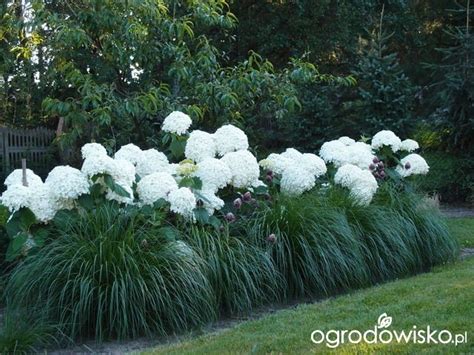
311 313 468 348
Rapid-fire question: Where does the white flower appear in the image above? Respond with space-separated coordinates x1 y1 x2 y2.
111 159 136 187
175 160 198 177
29 184 59 222
162 111 192 135
185 130 217 162
396 153 429 177
0 184 31 212
334 164 378 205
194 158 232 192
221 150 260 189
299 153 327 177
135 149 170 177
400 139 419 152
4 169 43 188
81 154 116 178
280 148 303 161
168 187 196 219
280 165 316 195
196 189 225 215
338 136 356 146
114 143 143 164
259 153 293 175
81 143 107 160
371 130 402 152
45 166 90 200
345 144 376 170
214 124 249 156
136 172 178 205
319 140 350 167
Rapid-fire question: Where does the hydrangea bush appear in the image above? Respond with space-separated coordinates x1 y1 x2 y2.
0 111 429 261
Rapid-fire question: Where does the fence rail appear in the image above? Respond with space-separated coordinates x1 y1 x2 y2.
0 127 56 179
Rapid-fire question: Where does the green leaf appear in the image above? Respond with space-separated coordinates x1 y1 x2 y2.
194 208 210 224
104 174 131 198
170 136 187 159
254 185 268 195
179 176 203 190
77 194 94 210
153 198 168 209
159 226 179 242
208 215 222 229
6 208 37 238
0 204 10 226
5 232 28 261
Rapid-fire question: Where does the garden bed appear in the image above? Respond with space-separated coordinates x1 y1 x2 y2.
0 112 459 352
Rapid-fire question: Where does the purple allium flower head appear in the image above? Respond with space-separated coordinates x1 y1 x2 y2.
379 170 386 179
405 162 411 169
369 163 376 170
373 157 380 164
265 174 273 183
233 198 242 209
225 212 236 223
243 191 252 202
267 233 277 243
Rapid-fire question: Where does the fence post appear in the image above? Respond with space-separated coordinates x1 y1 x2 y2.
22 158 28 187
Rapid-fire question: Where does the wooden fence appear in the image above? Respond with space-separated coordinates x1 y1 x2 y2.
0 127 56 180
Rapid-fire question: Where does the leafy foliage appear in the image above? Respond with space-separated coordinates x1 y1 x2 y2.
342 28 419 138
424 4 474 153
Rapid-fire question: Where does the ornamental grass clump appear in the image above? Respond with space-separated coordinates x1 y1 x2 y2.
5 202 216 340
249 191 369 298
182 226 282 315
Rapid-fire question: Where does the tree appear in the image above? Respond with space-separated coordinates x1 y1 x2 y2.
425 1 474 153
2 0 348 163
341 10 419 138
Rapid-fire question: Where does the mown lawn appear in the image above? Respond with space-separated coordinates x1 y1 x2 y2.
445 217 474 248
147 217 474 354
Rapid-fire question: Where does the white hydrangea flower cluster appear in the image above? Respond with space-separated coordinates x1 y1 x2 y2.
168 187 196 219
319 139 375 169
1 165 91 223
221 150 260 189
259 148 327 196
45 166 90 200
400 139 419 152
371 130 402 152
114 143 143 164
334 164 378 205
194 158 232 192
136 172 178 206
214 124 249 156
4 169 43 188
396 154 430 177
185 130 216 162
162 111 192 135
196 189 225 216
81 142 107 160
135 149 170 177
